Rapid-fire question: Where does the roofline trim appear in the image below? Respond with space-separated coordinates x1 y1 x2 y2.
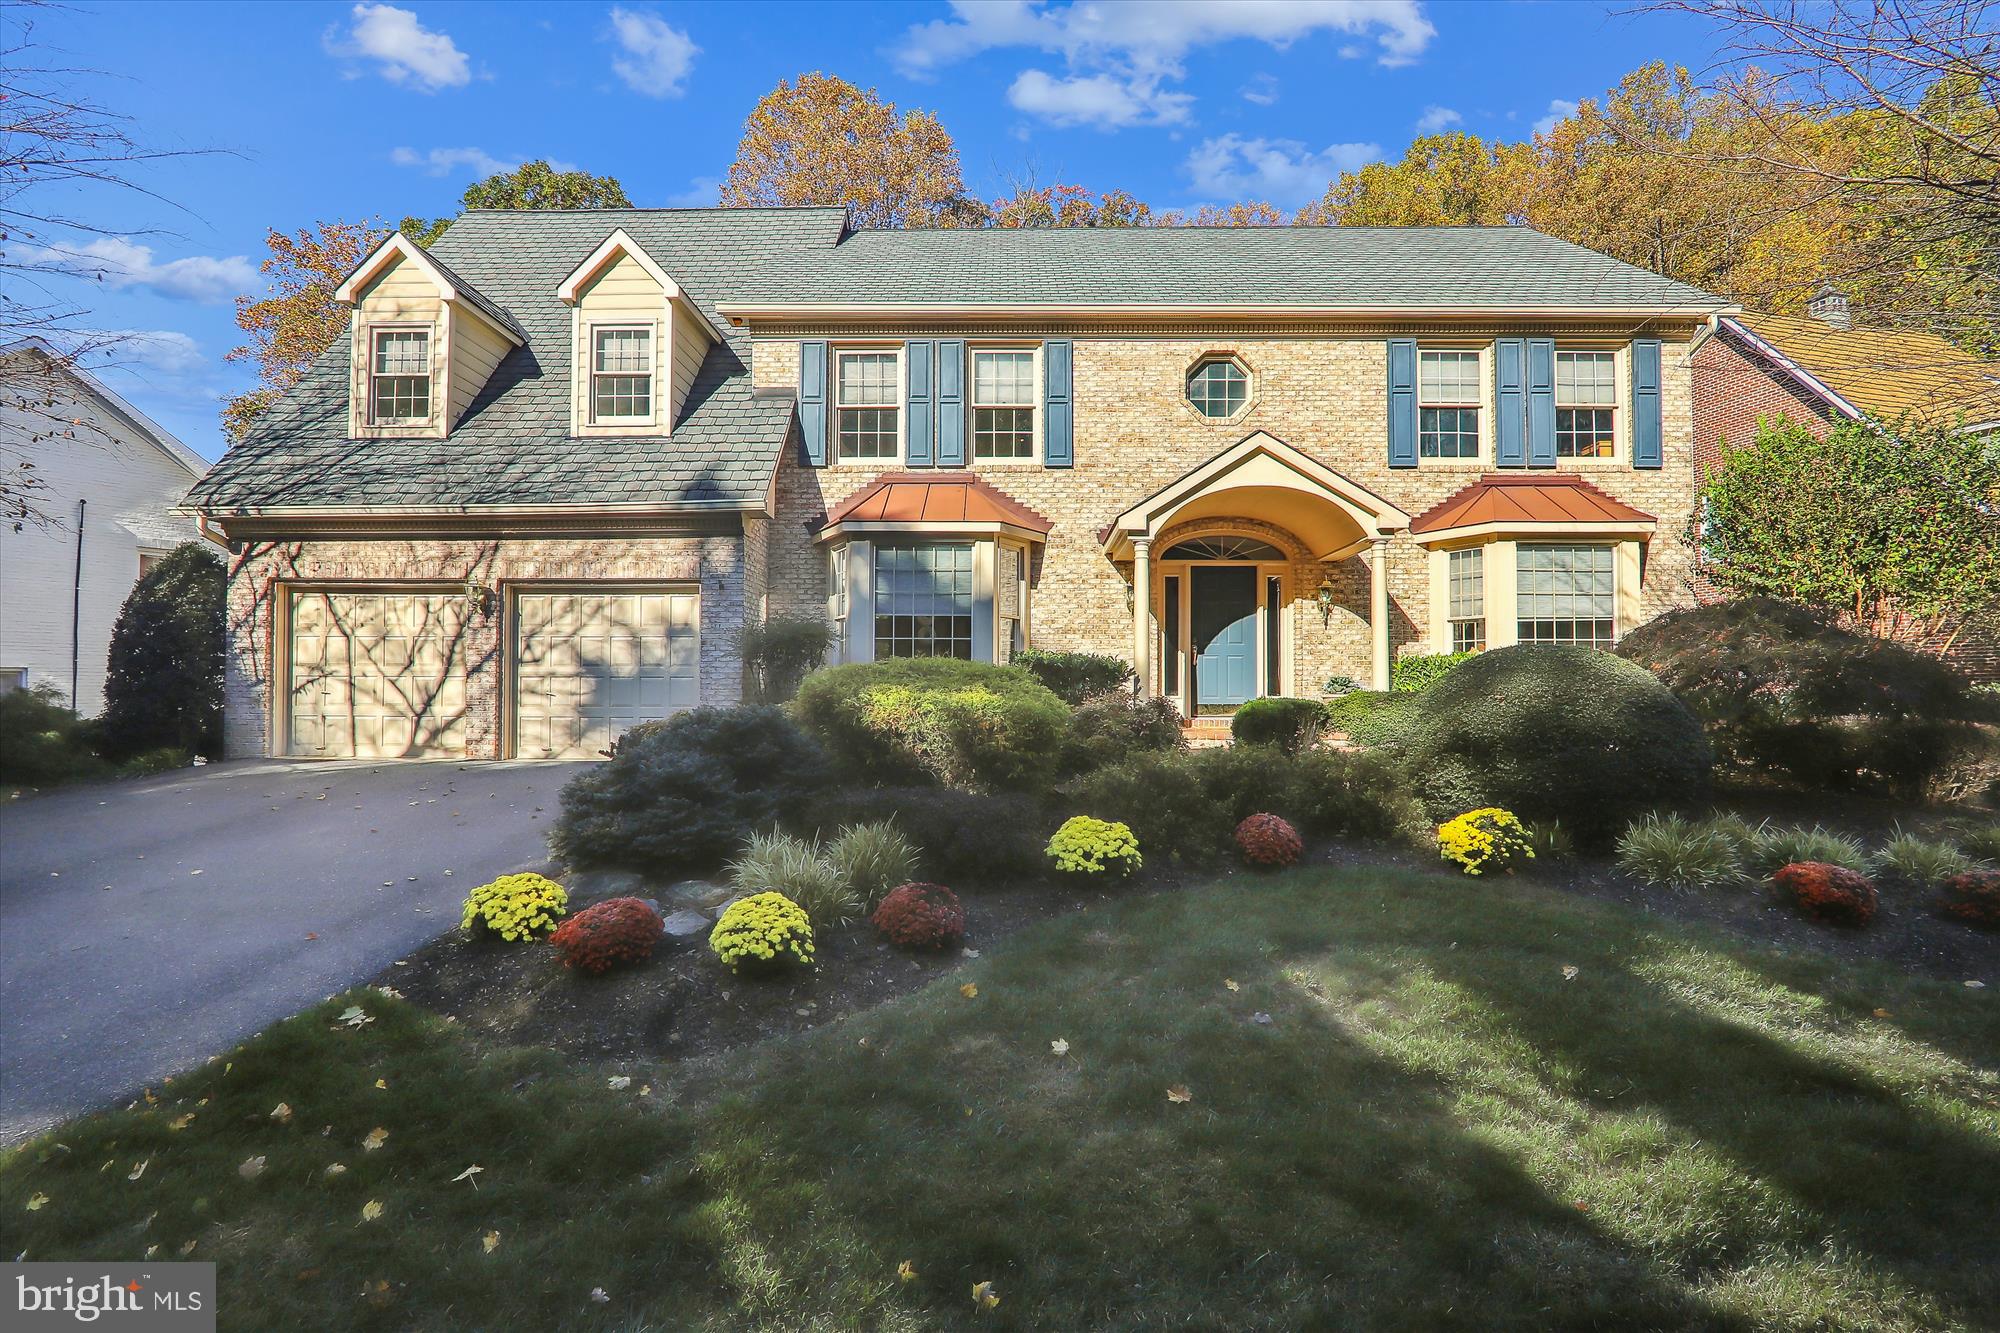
1411 519 1657 547
814 519 1049 545
333 233 527 347
193 499 761 520
1 337 207 479
1716 314 1863 420
719 301 1738 324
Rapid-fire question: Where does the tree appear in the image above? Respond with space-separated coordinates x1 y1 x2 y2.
1695 413 2000 648
398 160 631 247
1303 133 1523 226
719 73 981 228
99 542 227 759
987 184 1159 228
223 220 379 442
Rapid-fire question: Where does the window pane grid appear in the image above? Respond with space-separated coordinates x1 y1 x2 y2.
1187 359 1247 418
1447 547 1486 651
1555 351 1616 458
370 331 430 424
1419 350 1480 403
873 544 974 660
838 407 899 459
837 351 898 406
972 351 1035 406
1556 407 1617 458
1420 407 1479 459
1517 544 1616 648
974 407 1034 459
590 328 653 421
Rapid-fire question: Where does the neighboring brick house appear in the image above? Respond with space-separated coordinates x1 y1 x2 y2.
187 211 1729 760
1690 290 2000 676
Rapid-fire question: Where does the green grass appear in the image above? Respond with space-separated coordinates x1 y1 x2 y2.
5 870 1997 1330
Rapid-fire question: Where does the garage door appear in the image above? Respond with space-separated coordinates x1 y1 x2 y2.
287 590 471 758
512 587 699 759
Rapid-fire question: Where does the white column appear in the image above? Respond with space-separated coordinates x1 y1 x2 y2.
1131 536 1153 697
1368 535 1392 691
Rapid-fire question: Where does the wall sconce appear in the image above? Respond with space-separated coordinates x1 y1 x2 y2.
1314 576 1337 627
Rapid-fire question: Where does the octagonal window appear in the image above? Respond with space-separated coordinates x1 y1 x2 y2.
1187 357 1249 419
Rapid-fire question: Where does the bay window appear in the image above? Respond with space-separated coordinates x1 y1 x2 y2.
1517 544 1616 647
1447 547 1486 651
872 543 974 659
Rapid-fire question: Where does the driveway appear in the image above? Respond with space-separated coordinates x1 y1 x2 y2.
0 758 589 1143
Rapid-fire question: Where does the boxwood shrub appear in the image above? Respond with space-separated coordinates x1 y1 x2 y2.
1011 649 1131 704
799 786 1047 886
1229 697 1327 752
1325 690 1424 747
550 706 831 873
1402 645 1711 849
791 658 1069 791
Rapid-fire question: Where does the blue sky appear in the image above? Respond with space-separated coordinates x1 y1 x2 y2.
30 0 1721 461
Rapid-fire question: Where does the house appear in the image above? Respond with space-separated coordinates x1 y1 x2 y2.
0 339 208 714
186 210 1729 760
1690 288 2000 676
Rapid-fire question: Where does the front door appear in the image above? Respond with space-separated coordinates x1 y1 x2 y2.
1191 565 1257 709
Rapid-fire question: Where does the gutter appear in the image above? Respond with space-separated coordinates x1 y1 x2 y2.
715 300 1740 325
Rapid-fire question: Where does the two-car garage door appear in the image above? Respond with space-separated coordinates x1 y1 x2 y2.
285 586 697 760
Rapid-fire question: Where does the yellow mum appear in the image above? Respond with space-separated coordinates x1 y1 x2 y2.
710 891 815 973
459 872 568 941
1436 808 1534 877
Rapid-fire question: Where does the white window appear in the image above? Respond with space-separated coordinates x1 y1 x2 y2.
591 326 654 423
369 329 432 425
1517 544 1616 647
873 544 974 659
836 349 900 461
1555 351 1617 458
972 349 1036 460
828 547 848 648
1419 350 1480 460
1447 548 1486 652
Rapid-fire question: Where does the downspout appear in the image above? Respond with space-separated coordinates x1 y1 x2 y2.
70 498 86 709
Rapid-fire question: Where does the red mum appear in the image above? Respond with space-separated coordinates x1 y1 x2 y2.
550 897 663 974
1938 869 2000 927
1236 813 1304 869
872 881 966 950
1774 861 1878 927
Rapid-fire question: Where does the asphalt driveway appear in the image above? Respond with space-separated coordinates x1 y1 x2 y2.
0 758 589 1143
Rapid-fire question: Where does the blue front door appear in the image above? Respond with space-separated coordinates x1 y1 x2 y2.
1192 566 1257 708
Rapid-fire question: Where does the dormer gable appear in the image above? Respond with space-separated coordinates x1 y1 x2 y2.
557 229 720 438
336 232 524 440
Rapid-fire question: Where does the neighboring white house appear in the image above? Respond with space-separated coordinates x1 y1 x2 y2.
0 339 208 715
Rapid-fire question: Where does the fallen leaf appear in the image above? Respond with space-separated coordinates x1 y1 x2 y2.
606 1075 632 1091
270 1102 292 1124
360 1200 383 1223
960 983 978 999
324 1164 346 1179
482 1231 501 1254
1872 1008 1892 1018
897 1260 917 1283
972 1280 1000 1310
589 1288 610 1304
362 1128 388 1152
25 1193 48 1212
167 1114 194 1132
127 1159 148 1182
450 1165 483 1186
1967 980 1986 989
144 1246 158 1259
1561 965 1580 982
238 1156 266 1181
1166 1085 1193 1104
336 1007 373 1028
179 1240 197 1256
1224 979 1240 992
1050 1037 1070 1055
304 933 318 941
961 948 980 959
373 1079 387 1090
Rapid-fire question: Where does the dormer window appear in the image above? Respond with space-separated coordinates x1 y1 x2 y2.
591 326 654 423
369 330 432 426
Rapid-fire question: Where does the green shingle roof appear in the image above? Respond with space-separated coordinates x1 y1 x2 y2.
189 210 1725 515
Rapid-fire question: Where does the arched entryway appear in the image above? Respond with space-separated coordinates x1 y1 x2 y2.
1153 532 1293 716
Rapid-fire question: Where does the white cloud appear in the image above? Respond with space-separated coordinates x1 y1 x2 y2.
608 7 697 98
391 146 519 177
1240 73 1280 106
894 1 1435 128
13 237 255 305
1534 98 1579 137
1184 134 1379 206
1007 70 1191 129
1415 104 1461 133
92 330 206 378
324 4 471 92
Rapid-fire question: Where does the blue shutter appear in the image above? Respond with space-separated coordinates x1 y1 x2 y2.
1527 337 1556 468
1043 338 1073 468
1386 338 1417 468
799 340 827 467
905 339 934 467
1631 338 1663 469
1494 337 1525 467
936 339 965 467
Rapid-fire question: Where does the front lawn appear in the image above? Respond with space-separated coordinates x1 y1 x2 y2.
5 868 1995 1330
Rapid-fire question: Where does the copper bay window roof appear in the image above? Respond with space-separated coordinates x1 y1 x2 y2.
1408 474 1656 544
816 472 1054 540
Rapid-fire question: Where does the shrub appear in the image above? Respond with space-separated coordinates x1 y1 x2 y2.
0 684 109 787
1956 825 2000 863
792 659 1069 791
824 821 919 909
550 706 830 874
1937 870 2000 927
1322 674 1363 697
550 897 662 974
1281 749 1427 845
1066 750 1232 867
1011 649 1131 704
1403 646 1711 848
737 616 836 703
1230 697 1328 753
871 881 966 949
1615 814 1746 889
1774 862 1878 927
1528 820 1577 863
99 543 225 760
1871 829 1975 887
1436 808 1534 877
800 787 1047 885
1391 651 1475 693
1060 692 1185 773
1047 815 1142 877
726 830 860 926
1615 598 1988 797
460 872 568 941
710 891 815 973
1324 691 1423 747
1743 823 1870 879
1236 813 1303 868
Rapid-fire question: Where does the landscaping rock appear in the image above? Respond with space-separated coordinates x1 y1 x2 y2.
567 868 648 900
666 879 734 910
659 910 711 941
